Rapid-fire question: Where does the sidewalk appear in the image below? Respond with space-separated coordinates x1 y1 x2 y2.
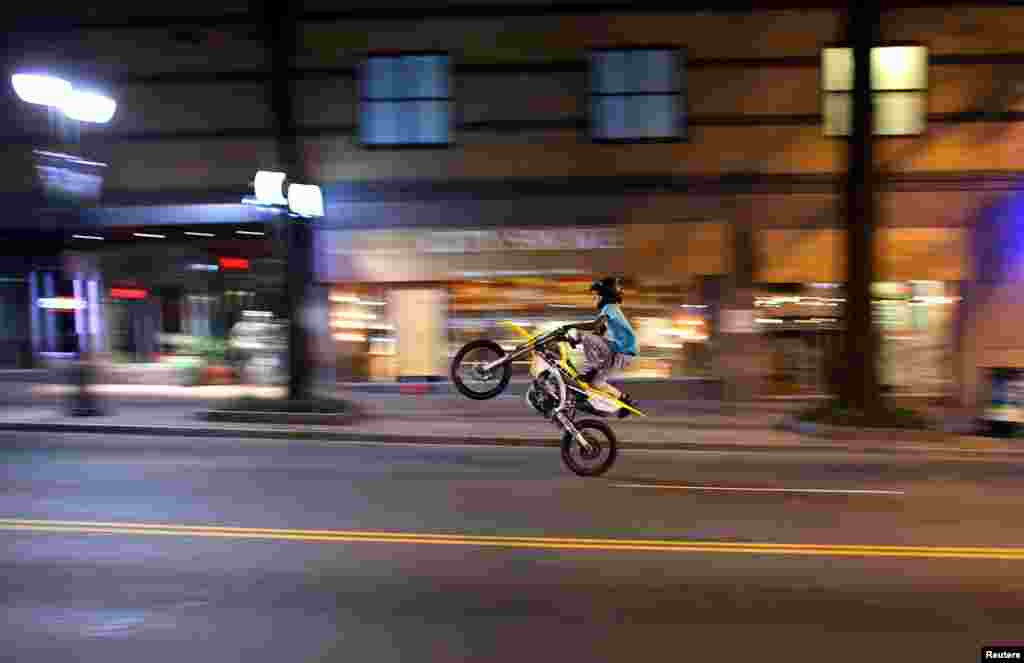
0 389 1018 457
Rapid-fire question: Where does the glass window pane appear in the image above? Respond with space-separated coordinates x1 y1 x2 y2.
405 55 448 98
874 91 926 135
872 46 927 91
592 96 626 139
411 100 450 143
823 93 852 136
822 48 854 92
593 51 628 95
364 58 399 99
636 50 677 94
430 55 451 97
361 101 401 144
635 94 678 138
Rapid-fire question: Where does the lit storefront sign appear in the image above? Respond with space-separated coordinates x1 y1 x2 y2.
219 257 250 270
110 288 148 300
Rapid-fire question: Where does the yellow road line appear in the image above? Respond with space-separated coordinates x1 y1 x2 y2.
2 518 1024 560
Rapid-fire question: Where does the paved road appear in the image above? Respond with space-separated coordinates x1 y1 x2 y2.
2 432 1022 662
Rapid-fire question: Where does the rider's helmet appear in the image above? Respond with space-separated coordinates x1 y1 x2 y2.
590 277 623 309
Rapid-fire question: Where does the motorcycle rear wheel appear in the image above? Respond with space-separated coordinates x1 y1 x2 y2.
450 340 512 400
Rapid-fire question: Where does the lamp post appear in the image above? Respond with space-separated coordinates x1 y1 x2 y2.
245 171 325 401
11 72 116 415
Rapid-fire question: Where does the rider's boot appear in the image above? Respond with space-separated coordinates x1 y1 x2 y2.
617 392 637 418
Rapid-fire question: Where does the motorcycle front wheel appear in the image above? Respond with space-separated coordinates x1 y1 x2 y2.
561 418 618 477
450 339 512 400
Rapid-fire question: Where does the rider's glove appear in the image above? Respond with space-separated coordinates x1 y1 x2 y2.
565 327 581 348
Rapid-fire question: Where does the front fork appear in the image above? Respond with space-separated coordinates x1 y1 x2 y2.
553 410 594 453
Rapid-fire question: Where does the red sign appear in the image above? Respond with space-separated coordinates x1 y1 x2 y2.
111 288 148 300
219 257 250 270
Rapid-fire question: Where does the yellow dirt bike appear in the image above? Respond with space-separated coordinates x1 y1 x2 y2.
450 322 645 477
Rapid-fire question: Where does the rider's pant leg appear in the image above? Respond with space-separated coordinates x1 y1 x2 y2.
580 332 617 394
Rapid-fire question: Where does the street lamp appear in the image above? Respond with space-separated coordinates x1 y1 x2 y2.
12 71 116 416
11 73 117 124
246 170 324 218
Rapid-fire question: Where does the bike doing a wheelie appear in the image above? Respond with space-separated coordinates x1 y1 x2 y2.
450 322 645 477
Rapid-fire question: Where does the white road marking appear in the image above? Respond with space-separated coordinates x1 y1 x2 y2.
613 483 906 496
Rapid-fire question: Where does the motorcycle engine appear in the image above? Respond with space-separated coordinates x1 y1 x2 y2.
526 373 560 417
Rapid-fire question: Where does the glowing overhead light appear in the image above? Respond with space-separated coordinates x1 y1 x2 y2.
38 296 84 310
236 230 265 236
11 74 72 107
254 170 288 206
72 234 103 241
133 232 166 239
185 231 215 238
62 89 117 123
287 183 325 218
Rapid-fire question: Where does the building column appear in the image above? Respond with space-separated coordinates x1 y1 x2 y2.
391 288 447 382
29 271 41 359
42 271 57 355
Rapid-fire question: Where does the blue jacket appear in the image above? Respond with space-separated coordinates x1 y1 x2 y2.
600 303 637 356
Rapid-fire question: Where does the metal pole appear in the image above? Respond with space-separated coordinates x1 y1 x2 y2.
265 0 316 401
840 0 881 413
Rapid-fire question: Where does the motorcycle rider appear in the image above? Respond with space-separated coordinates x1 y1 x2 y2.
565 277 638 418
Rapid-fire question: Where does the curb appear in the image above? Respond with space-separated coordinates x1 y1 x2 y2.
2 421 1024 457
200 410 364 426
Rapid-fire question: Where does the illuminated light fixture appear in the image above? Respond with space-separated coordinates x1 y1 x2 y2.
756 317 784 324
287 183 325 218
359 299 387 307
11 74 72 107
822 45 927 136
680 304 708 309
185 231 215 238
333 332 367 342
72 234 103 240
911 296 961 305
253 170 288 206
133 232 166 239
331 321 395 331
219 257 250 270
110 288 148 300
38 296 84 310
235 230 265 236
242 310 273 318
187 263 219 272
334 311 377 320
12 74 116 124
330 294 359 303
62 89 117 124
